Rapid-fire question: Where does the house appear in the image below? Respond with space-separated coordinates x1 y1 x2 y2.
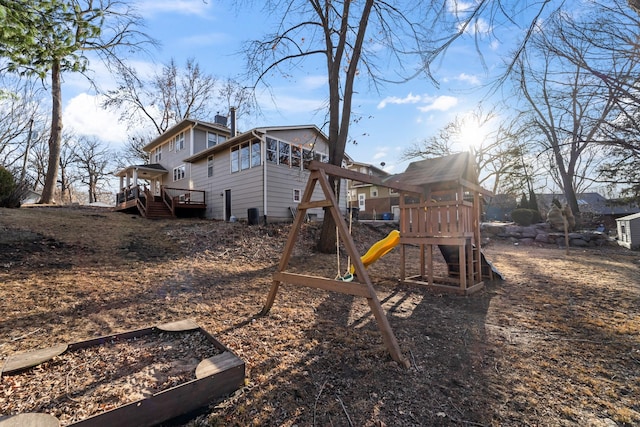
345 160 398 220
616 212 640 250
21 189 42 205
115 115 346 222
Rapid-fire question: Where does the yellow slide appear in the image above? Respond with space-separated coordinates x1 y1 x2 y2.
349 229 400 275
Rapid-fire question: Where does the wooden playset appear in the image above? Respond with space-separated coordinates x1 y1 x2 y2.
262 153 497 367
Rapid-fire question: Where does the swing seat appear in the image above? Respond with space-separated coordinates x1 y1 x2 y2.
338 272 354 282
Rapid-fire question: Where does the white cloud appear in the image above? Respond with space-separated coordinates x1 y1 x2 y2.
418 96 458 112
377 93 421 109
301 75 328 90
456 73 480 85
373 149 388 160
135 0 212 16
64 93 128 145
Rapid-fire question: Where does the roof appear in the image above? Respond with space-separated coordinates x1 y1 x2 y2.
385 152 486 193
143 118 231 152
114 163 167 178
616 212 640 221
346 161 390 178
538 193 639 215
184 124 327 163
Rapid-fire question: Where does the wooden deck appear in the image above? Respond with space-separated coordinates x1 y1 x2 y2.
115 185 206 219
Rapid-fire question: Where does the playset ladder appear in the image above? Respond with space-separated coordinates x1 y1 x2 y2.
261 164 410 368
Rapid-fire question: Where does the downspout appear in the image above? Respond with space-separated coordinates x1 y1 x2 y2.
251 129 267 225
189 124 195 189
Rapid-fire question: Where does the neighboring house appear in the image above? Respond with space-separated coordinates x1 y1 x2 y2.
616 212 640 250
537 192 639 216
115 117 346 222
345 161 398 220
484 193 518 221
21 189 41 205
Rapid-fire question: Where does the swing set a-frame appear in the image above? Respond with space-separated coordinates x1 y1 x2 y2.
261 154 493 368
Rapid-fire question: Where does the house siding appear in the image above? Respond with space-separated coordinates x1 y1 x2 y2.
142 121 348 222
617 214 640 249
160 131 193 189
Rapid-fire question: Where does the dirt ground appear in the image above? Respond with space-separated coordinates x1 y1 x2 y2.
1 206 639 426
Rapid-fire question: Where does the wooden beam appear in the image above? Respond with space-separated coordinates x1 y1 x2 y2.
273 272 372 298
307 160 423 194
297 200 333 209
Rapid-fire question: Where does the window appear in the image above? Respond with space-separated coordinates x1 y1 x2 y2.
293 189 301 202
173 164 185 181
175 132 185 151
358 193 366 210
231 147 239 173
371 186 379 198
314 152 329 163
303 148 313 167
240 143 250 170
279 141 290 165
266 137 278 163
265 136 327 169
251 141 261 167
291 145 301 168
153 146 162 163
207 155 214 177
169 140 174 151
207 132 226 148
231 141 261 172
207 132 217 148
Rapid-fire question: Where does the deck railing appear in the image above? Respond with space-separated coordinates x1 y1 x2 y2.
161 186 206 216
400 200 474 237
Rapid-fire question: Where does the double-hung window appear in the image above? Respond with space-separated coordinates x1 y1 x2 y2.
173 164 186 181
207 155 214 177
175 132 185 151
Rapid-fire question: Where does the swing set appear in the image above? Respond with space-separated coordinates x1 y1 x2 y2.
261 153 495 367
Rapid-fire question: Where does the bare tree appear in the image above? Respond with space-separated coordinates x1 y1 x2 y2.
103 58 256 163
0 0 153 204
513 4 640 217
239 0 559 252
73 136 112 203
402 107 530 196
0 77 45 169
58 135 81 204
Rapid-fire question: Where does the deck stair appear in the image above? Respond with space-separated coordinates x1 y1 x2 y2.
144 199 174 219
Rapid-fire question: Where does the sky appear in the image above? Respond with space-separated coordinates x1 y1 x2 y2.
61 0 536 175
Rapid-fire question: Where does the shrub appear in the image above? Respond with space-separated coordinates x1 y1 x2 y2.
0 166 27 208
511 208 534 226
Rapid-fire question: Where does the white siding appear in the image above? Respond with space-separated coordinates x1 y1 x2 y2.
616 215 640 250
184 126 348 222
160 131 193 189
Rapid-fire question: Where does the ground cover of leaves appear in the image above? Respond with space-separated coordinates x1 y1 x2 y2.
1 206 639 426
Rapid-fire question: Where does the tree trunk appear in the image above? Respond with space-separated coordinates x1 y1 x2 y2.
39 59 62 204
316 0 374 254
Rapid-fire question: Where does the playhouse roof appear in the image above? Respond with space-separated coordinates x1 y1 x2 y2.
386 152 487 194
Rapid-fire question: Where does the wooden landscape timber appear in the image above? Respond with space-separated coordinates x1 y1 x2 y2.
0 319 245 427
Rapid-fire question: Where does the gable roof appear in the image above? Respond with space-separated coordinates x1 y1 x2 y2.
114 163 167 178
184 124 327 163
385 152 487 194
143 118 231 152
617 212 640 221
